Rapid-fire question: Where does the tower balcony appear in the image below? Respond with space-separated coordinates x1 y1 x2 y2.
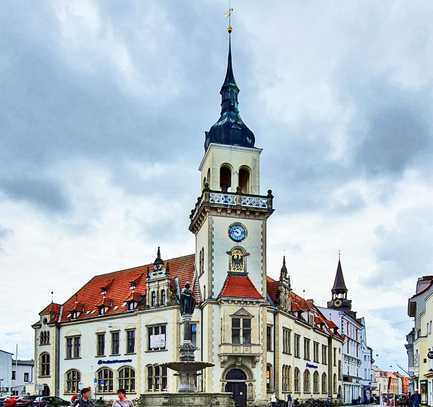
189 187 274 233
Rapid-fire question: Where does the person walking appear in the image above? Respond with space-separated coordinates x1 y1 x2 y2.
74 387 94 407
112 389 134 407
287 393 293 407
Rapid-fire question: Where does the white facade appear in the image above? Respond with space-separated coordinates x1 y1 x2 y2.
359 318 373 403
0 350 13 395
11 360 34 395
319 307 362 404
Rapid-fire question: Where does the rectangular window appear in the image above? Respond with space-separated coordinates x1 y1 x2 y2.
66 337 73 359
66 336 80 359
283 328 291 354
231 318 251 345
232 318 241 344
73 336 80 358
304 338 311 360
111 331 120 355
313 342 319 363
126 329 135 354
294 334 301 358
334 347 337 366
24 372 29 382
148 325 167 351
243 319 251 345
97 333 105 356
322 345 328 365
11 371 16 380
147 365 167 392
267 326 273 351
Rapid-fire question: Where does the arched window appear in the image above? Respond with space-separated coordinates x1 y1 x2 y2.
151 291 156 307
282 365 291 392
39 353 50 377
160 290 166 306
220 165 232 192
313 371 319 394
303 369 311 394
118 366 135 393
322 372 327 394
333 373 337 394
96 368 113 393
65 369 80 394
238 166 250 194
294 367 300 393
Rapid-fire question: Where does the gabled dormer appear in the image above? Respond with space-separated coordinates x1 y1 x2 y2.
146 247 170 308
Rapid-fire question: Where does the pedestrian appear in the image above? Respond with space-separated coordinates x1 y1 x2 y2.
112 389 133 407
410 390 421 407
287 393 293 407
74 387 94 407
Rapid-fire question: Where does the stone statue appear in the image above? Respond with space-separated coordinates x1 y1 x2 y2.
180 282 196 316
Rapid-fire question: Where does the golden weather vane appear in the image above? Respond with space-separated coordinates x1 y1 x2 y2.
225 0 234 33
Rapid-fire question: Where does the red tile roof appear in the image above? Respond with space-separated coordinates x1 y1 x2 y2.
39 303 61 323
58 254 195 323
266 276 342 339
219 274 263 300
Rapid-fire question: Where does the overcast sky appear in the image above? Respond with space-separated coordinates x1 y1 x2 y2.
1 0 432 371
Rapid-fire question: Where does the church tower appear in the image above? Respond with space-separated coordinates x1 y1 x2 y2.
188 24 273 401
327 257 352 311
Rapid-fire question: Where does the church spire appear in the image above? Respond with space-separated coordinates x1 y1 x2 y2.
204 12 255 151
332 257 347 295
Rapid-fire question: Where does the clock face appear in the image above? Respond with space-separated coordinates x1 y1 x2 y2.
228 223 247 242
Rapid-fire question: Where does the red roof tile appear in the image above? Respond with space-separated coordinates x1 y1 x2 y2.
58 254 195 323
219 274 263 300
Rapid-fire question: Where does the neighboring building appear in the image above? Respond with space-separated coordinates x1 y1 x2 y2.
32 30 344 407
11 360 34 395
371 368 409 397
319 258 372 404
359 318 374 402
407 276 433 405
0 350 13 394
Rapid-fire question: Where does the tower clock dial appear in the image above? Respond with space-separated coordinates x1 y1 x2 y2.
228 223 247 242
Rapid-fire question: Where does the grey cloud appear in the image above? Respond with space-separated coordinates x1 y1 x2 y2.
361 207 433 288
0 175 69 213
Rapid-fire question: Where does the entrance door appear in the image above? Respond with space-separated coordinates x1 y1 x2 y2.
225 368 247 407
225 381 247 407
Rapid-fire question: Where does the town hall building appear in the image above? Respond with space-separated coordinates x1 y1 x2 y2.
32 30 344 407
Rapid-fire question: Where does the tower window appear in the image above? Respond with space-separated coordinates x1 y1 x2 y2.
220 165 232 192
238 166 250 194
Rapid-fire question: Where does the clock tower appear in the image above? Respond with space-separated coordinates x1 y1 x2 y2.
327 257 352 311
189 32 274 301
188 29 273 399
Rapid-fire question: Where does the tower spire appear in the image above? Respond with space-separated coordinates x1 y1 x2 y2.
204 6 255 151
332 257 347 294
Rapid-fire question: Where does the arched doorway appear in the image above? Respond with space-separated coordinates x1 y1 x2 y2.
225 368 247 407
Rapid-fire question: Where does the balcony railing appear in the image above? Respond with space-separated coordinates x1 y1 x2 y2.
190 185 273 223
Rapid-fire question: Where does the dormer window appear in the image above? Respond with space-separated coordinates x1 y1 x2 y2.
100 288 107 296
98 307 106 316
127 301 136 311
129 282 136 291
71 311 80 320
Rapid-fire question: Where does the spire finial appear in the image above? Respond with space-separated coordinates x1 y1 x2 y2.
225 1 233 34
50 291 54 304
